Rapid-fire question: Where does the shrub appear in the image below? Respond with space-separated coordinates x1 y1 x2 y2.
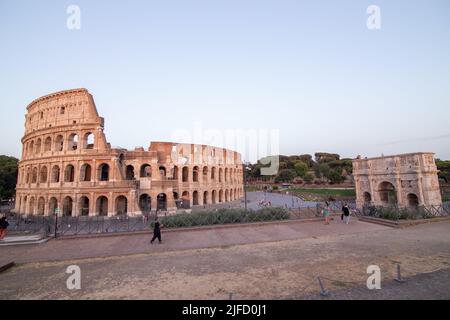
152 207 290 229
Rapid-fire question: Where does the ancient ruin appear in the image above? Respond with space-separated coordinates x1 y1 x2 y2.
353 152 442 209
14 88 244 216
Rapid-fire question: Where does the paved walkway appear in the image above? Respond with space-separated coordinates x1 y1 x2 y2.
1 220 450 299
0 218 387 265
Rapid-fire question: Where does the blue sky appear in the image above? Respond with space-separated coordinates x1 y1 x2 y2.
1 0 449 161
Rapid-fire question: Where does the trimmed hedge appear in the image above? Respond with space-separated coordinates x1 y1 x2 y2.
151 207 290 229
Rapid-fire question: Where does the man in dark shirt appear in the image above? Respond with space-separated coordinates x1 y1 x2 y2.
342 204 350 224
150 217 162 244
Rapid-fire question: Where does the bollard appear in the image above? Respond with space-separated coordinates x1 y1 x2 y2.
394 264 406 283
229 292 233 300
317 277 330 297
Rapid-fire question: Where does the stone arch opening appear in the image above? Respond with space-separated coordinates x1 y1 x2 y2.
203 191 208 205
44 137 52 152
211 167 216 181
37 197 45 215
55 135 64 152
193 191 199 205
80 164 92 182
407 193 419 207
40 166 48 183
203 167 208 182
363 192 372 204
49 197 58 215
96 196 109 216
219 189 223 202
212 190 217 204
63 196 73 216
35 138 41 155
99 163 110 181
79 196 90 216
126 165 135 180
225 168 228 182
51 165 60 183
32 167 38 183
159 166 166 178
68 133 78 151
157 193 167 211
139 194 151 214
140 164 151 177
84 132 94 149
182 166 189 182
115 196 128 215
29 140 35 156
225 189 229 202
173 166 178 180
64 164 75 182
28 197 35 215
193 166 199 182
182 191 190 208
378 181 397 205
219 168 223 183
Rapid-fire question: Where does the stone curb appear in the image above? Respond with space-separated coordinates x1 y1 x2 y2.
357 215 450 229
54 217 325 240
0 262 15 273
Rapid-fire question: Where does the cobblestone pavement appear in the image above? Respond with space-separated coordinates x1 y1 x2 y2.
1 220 449 299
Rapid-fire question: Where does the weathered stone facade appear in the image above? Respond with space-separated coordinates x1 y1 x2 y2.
14 89 244 216
353 152 442 209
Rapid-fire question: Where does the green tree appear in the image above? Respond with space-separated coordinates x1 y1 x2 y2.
303 173 314 184
294 161 308 178
274 169 296 183
327 169 344 184
0 155 19 199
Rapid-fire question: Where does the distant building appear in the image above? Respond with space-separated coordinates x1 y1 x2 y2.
352 152 442 209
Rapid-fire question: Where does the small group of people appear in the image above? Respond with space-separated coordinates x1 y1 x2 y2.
0 216 9 240
258 200 272 207
321 202 351 225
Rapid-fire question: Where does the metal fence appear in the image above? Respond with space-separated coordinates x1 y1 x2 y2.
4 213 157 237
358 203 450 220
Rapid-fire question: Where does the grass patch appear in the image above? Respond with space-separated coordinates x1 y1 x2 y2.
290 188 356 197
153 207 290 229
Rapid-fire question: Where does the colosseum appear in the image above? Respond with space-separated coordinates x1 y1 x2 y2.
14 88 244 217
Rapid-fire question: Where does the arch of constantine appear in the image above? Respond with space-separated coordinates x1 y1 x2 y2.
14 88 244 216
352 152 443 209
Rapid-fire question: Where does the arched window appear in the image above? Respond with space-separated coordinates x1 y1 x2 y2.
80 164 92 182
193 166 199 182
212 190 217 204
363 192 372 204
29 140 35 156
99 163 110 181
64 165 75 182
40 166 48 183
35 138 42 155
211 167 216 181
32 167 38 183
68 134 78 151
63 196 73 216
37 197 45 215
55 135 64 151
44 137 52 152
193 191 199 205
182 166 189 182
84 132 94 149
225 168 228 182
182 191 190 208
79 197 90 216
219 168 223 183
159 166 166 177
203 191 208 205
219 189 223 202
51 165 60 183
96 196 108 216
126 165 135 180
139 194 151 214
407 193 419 207
140 164 151 177
115 196 128 215
157 193 167 211
49 197 58 215
28 197 35 215
173 166 178 180
203 167 208 182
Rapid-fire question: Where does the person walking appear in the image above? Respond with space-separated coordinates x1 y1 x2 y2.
150 216 163 244
0 216 9 240
322 202 331 225
342 203 351 224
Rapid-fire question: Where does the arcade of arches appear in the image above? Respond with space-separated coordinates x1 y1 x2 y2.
14 89 244 217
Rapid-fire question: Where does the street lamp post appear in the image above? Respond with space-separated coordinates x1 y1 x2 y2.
243 164 248 211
